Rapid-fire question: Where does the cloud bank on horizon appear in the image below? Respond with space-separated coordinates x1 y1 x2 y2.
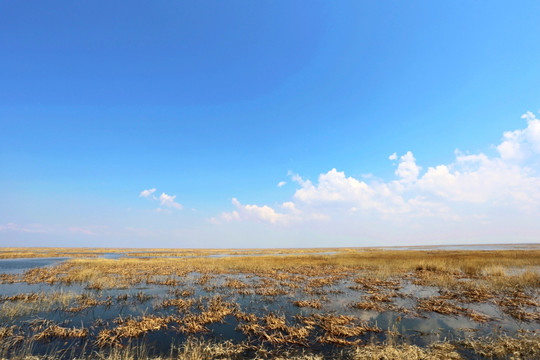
212 111 540 237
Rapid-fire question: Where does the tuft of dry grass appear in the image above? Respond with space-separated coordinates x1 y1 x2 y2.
96 315 175 347
293 300 322 309
160 298 195 311
417 297 465 315
34 324 88 341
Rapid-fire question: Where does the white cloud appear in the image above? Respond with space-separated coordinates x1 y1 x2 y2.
277 181 286 187
213 111 540 227
496 111 540 161
395 151 421 183
139 188 183 210
159 193 183 210
213 197 329 225
139 188 156 198
417 151 540 207
231 198 287 224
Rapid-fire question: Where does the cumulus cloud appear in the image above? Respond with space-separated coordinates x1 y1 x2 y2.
417 152 540 206
159 193 183 210
277 181 286 187
139 188 183 210
139 188 156 198
212 197 328 225
395 151 421 183
212 198 290 225
231 198 288 224
213 111 540 226
496 111 540 161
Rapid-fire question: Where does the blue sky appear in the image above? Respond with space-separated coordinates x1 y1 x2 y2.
2 1 540 247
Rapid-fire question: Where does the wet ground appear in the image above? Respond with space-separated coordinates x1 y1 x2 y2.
1 253 539 359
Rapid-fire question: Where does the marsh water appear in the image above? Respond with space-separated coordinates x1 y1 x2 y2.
1 250 539 358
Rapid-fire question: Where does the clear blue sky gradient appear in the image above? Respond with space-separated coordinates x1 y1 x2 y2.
2 1 540 247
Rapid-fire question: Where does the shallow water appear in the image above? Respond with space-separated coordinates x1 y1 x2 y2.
0 257 67 274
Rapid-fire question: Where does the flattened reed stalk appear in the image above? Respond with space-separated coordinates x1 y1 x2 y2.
0 273 18 284
160 297 194 311
168 288 195 298
238 313 311 346
416 297 491 323
293 300 322 309
96 315 175 347
496 291 540 321
293 313 381 346
438 284 494 303
176 295 237 334
417 297 465 315
255 287 288 296
0 326 17 339
224 279 249 289
34 324 88 341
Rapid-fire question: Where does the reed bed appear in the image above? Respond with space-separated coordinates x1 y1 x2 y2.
1 247 540 358
0 246 351 259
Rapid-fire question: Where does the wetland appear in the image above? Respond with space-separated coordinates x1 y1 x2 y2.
0 246 539 359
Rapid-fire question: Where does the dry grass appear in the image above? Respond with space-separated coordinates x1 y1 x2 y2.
1 247 540 358
34 324 88 341
416 297 491 322
160 298 195 311
0 246 350 259
175 295 237 334
96 315 175 347
461 331 540 359
293 300 322 309
350 342 462 360
0 291 77 319
14 249 540 288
